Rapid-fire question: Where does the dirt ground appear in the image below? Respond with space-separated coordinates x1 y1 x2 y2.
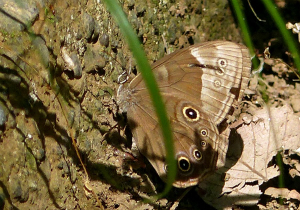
0 0 300 209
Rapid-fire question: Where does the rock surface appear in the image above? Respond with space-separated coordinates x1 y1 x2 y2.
0 0 299 209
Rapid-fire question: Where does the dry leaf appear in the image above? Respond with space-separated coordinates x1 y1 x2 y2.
198 104 300 209
265 187 300 201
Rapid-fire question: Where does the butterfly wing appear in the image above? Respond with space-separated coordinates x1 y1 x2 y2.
126 91 221 188
149 40 251 125
118 41 251 187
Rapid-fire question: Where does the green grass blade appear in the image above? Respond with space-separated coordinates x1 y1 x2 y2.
261 0 300 74
230 0 259 68
230 0 254 54
102 0 176 199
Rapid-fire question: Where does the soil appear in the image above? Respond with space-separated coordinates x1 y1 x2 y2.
0 0 300 210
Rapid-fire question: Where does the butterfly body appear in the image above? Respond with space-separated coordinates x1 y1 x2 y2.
118 41 251 188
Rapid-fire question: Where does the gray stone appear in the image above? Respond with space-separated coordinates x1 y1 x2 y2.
9 178 29 202
82 12 95 41
84 44 106 73
61 47 82 78
70 53 82 78
0 103 7 127
0 0 44 32
32 36 50 68
91 21 100 43
99 33 109 48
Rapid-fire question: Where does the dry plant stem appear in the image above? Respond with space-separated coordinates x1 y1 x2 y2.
264 103 285 190
257 77 273 90
268 58 300 79
252 57 264 74
169 187 192 210
0 42 39 78
241 100 260 108
56 97 104 209
247 0 266 22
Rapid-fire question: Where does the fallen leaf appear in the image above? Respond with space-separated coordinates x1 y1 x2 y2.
265 187 300 201
198 104 300 209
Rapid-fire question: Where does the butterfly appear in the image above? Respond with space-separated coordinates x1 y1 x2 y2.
117 41 251 188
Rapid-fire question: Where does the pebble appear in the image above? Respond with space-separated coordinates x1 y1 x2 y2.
84 44 106 73
91 21 100 43
136 2 146 16
9 177 29 202
82 12 95 41
34 148 45 161
0 103 7 127
0 72 21 84
0 191 4 209
69 53 82 78
0 0 42 32
32 36 50 68
61 47 82 78
99 33 109 47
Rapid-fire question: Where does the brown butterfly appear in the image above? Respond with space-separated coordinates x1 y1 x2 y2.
118 41 251 188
